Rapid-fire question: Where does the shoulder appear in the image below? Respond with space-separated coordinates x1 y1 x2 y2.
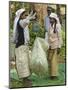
56 23 61 28
19 19 26 26
19 19 24 24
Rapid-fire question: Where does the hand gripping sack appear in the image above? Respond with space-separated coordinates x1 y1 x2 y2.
30 37 49 76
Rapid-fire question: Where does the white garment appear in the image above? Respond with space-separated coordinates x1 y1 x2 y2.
48 24 63 49
13 8 25 43
15 45 30 78
49 13 58 21
13 17 19 43
24 26 30 44
19 19 30 44
45 13 62 48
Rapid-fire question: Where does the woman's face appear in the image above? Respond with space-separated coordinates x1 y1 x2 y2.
50 17 55 24
20 11 28 19
47 10 51 16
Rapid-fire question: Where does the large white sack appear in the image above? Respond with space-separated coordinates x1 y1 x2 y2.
30 37 49 76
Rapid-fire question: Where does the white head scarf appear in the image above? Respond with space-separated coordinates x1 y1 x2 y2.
13 8 25 43
49 13 60 24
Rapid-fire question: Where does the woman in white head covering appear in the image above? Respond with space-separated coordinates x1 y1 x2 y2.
13 8 36 87
47 13 63 79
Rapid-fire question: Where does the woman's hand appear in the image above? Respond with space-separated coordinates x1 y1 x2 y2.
32 12 36 19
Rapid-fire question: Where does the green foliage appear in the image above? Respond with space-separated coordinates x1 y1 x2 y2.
29 22 45 49
59 28 65 59
10 63 65 88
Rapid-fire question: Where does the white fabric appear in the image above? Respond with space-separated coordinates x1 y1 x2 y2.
49 13 61 25
13 8 25 43
24 26 30 44
16 8 25 18
48 23 62 49
49 13 58 21
15 45 30 78
13 16 18 43
19 19 30 44
30 37 49 76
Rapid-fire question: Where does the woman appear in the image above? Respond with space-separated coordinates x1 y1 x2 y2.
13 8 36 87
48 13 63 79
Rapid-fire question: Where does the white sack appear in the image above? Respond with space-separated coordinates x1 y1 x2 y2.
30 37 49 76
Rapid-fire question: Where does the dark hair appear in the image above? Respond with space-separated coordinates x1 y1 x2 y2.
47 6 52 11
53 19 57 33
19 11 27 19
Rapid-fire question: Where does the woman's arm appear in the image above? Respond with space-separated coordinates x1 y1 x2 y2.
19 12 36 29
19 19 29 29
49 37 58 42
26 12 36 20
